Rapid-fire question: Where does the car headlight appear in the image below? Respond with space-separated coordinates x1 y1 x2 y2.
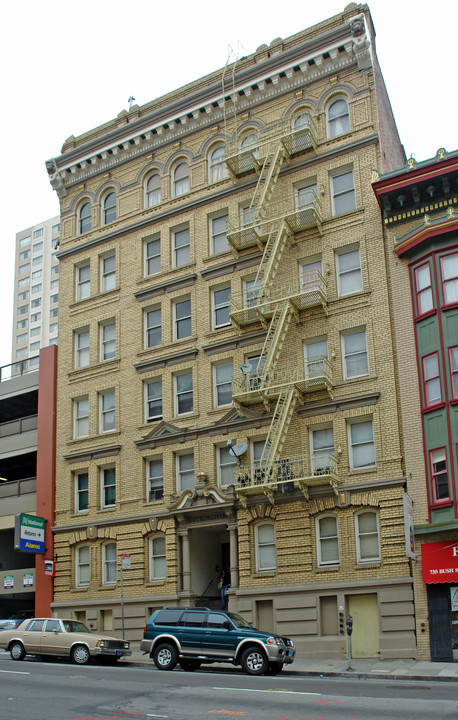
265 636 283 646
124 642 129 649
97 640 109 648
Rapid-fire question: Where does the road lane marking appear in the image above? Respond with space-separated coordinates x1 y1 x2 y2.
0 669 30 675
212 687 321 697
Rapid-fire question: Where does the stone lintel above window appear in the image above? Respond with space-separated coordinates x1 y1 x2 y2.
201 251 261 281
297 391 379 418
135 348 198 373
64 444 121 464
135 273 197 302
202 329 267 356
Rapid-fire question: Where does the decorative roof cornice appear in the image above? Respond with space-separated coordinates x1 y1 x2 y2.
394 208 458 257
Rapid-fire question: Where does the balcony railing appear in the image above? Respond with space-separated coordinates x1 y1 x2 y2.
0 356 40 382
0 414 38 438
0 476 37 498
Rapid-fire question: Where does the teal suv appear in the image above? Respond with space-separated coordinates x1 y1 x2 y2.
140 607 295 675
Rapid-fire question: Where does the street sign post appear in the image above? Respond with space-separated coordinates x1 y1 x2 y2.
120 554 131 639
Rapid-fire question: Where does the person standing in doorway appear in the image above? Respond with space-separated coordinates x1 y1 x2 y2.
219 568 230 609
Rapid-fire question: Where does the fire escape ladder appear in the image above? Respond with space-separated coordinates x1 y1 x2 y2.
249 141 288 222
259 300 295 382
253 220 291 301
260 386 300 472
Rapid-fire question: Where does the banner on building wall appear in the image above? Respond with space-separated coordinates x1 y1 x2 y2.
422 541 458 583
403 493 416 559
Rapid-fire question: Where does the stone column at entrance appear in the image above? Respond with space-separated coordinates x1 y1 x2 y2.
181 530 191 592
229 525 239 588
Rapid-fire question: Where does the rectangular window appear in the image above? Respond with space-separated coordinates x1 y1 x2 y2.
49 323 58 334
423 352 442 407
450 346 458 400
174 298 191 340
348 419 375 470
52 223 60 235
173 226 190 267
300 258 321 293
33 228 43 239
75 329 90 369
177 452 194 492
355 511 380 563
342 329 369 379
19 249 30 260
217 445 237 486
311 426 334 474
30 326 41 337
331 169 356 215
145 306 161 348
17 319 28 329
17 291 29 302
50 279 59 290
75 472 88 512
33 241 43 252
31 298 41 308
336 247 362 295
31 312 41 323
102 543 117 584
430 449 450 504
19 263 30 274
16 348 27 359
76 263 90 301
74 396 89 438
31 270 42 281
100 321 116 361
145 236 161 276
51 265 59 275
296 183 318 210
255 523 276 572
101 467 116 508
441 252 458 306
316 515 339 566
147 459 164 502
304 338 328 379
210 214 229 254
175 371 193 415
17 304 28 315
16 333 27 344
145 379 162 422
18 277 29 288
414 263 434 316
76 547 90 587
101 254 116 292
29 341 40 353
50 308 58 318
150 536 166 580
99 390 115 432
212 286 231 329
32 255 42 266
213 361 233 407
20 236 31 247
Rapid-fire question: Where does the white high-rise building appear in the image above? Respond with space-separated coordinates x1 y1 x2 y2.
12 216 60 365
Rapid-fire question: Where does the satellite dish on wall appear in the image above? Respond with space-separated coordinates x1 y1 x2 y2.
239 363 252 375
227 442 248 459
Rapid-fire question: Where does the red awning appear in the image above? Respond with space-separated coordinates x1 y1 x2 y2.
422 541 458 583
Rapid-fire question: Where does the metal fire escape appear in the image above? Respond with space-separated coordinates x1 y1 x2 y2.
226 116 338 506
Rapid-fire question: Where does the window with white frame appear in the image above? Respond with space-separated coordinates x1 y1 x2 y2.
29 341 40 353
78 201 92 234
144 235 161 276
336 246 362 295
296 182 318 210
33 228 43 239
32 269 42 279
75 471 88 512
76 546 90 587
19 263 30 274
251 438 266 482
174 371 193 415
414 263 434 316
18 277 29 288
209 145 227 182
145 306 161 349
217 445 237 486
17 319 28 330
355 511 380 563
210 214 229 254
33 240 43 252
173 161 189 196
18 291 29 302
32 256 42 267
101 467 116 508
246 354 267 391
213 361 233 407
255 522 276 572
304 338 328 379
19 249 30 260
173 297 192 340
440 252 458 305
172 226 190 267
76 263 90 301
100 254 116 292
16 333 27 344
348 418 375 470
327 97 350 137
212 285 231 329
75 328 90 368
74 396 89 438
17 305 28 315
31 312 41 323
100 321 116 361
99 390 115 432
147 459 163 502
430 448 450 504
102 542 117 584
145 173 161 207
149 535 166 580
145 379 162 422
342 329 368 379
310 426 334 475
331 169 356 215
316 514 339 566
177 452 194 492
103 191 116 224
16 348 27 359
450 346 458 400
31 298 41 308
422 352 442 408
19 236 31 247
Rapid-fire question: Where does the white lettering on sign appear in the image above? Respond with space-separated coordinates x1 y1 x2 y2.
452 546 458 557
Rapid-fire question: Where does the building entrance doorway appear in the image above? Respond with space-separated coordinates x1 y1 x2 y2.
348 593 380 658
188 525 230 608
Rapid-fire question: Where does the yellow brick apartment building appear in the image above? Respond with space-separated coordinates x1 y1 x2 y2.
46 4 416 658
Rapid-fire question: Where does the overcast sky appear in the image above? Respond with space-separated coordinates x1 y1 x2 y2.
1 0 456 369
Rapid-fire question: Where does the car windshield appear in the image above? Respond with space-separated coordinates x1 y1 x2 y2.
63 621 90 633
227 612 253 629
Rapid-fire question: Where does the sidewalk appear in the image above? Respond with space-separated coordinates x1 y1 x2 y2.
126 647 458 682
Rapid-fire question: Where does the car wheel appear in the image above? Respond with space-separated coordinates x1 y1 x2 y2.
179 658 201 672
71 644 91 665
265 662 283 675
240 646 268 675
153 643 178 671
10 641 26 661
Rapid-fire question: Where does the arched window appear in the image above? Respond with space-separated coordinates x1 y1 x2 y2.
78 201 92 234
293 112 310 130
149 535 166 580
173 161 189 197
146 173 161 207
254 521 276 572
76 545 90 587
240 132 259 156
327 98 350 138
103 191 116 224
316 514 339 566
209 145 227 182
